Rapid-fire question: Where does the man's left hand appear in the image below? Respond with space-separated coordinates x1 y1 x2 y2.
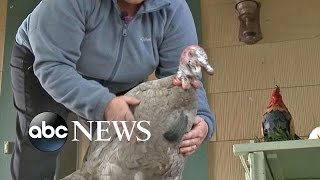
179 116 208 156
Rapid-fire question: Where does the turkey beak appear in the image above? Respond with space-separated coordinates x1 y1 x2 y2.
198 57 214 75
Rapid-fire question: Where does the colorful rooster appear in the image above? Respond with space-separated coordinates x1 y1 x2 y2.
262 86 299 142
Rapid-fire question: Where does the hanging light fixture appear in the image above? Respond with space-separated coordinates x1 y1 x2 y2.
235 0 262 44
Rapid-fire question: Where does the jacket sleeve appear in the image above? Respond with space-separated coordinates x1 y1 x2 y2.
28 0 114 121
155 0 216 140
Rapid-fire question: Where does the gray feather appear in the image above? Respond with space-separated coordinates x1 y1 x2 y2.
62 75 197 180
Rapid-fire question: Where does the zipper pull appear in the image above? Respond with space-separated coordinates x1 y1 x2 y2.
122 24 128 36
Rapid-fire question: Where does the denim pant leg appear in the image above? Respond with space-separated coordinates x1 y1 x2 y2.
10 42 70 180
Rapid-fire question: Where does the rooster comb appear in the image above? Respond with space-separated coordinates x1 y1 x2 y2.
268 85 287 109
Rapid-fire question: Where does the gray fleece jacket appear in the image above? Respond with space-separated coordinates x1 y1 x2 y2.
16 0 215 140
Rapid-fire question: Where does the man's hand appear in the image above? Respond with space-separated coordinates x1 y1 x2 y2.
179 116 208 156
104 96 140 122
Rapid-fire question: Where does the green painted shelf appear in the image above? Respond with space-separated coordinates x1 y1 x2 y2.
233 139 320 180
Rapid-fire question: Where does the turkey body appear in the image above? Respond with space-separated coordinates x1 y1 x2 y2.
62 75 198 180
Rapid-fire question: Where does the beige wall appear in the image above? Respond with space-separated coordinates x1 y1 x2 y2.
0 0 8 94
202 0 320 179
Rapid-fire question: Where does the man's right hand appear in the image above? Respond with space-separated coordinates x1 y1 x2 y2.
104 96 141 122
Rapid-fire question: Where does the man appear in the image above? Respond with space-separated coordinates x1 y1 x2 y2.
10 0 215 179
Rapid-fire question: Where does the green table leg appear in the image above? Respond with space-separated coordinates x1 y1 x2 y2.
249 152 267 180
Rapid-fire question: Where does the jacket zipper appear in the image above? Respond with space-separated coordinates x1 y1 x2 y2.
107 0 170 80
109 21 128 81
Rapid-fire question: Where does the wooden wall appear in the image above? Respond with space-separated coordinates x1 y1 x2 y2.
201 0 320 179
0 0 8 94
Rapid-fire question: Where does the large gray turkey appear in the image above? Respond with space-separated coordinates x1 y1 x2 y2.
62 45 213 180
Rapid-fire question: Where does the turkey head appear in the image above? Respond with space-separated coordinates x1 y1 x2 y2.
173 45 214 89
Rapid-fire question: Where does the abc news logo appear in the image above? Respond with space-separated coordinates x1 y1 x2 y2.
28 112 151 152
